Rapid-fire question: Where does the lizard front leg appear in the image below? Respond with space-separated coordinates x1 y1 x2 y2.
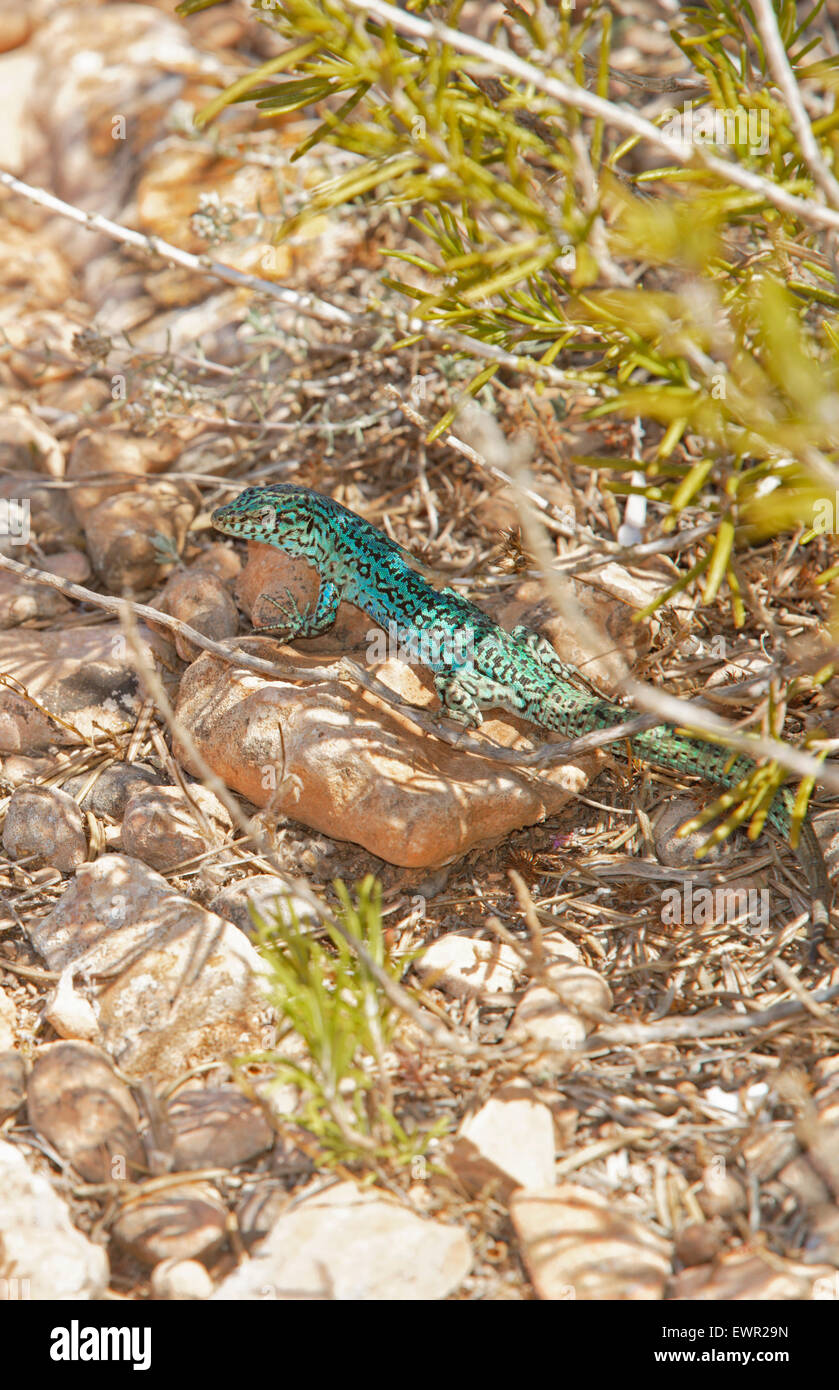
433 669 486 728
252 578 341 638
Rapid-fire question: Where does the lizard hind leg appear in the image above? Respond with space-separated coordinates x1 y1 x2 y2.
510 624 588 687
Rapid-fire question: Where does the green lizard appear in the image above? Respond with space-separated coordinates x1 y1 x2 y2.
212 483 830 927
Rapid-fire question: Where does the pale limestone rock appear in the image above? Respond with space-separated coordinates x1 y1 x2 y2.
120 784 232 874
26 855 273 1083
0 407 63 476
0 1140 109 1299
451 1084 556 1195
3 785 87 872
151 1258 214 1301
43 967 101 1042
0 986 16 1051
210 876 320 938
509 961 612 1047
0 626 156 752
211 1180 471 1301
414 935 523 998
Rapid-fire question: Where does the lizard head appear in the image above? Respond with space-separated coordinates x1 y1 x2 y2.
211 484 321 550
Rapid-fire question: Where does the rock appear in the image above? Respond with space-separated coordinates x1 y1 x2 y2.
0 472 82 554
192 543 241 585
25 854 273 1083
81 479 201 596
120 784 232 873
450 1085 556 1196
211 1180 471 1300
741 1126 800 1181
697 1167 747 1217
509 961 612 1047
499 562 657 690
0 753 53 786
26 1041 145 1183
0 626 154 752
1 310 82 386
26 3 210 267
64 762 163 820
540 930 583 964
39 550 92 585
414 935 523 999
0 52 38 175
0 224 71 309
0 1050 25 1120
43 966 101 1042
806 1103 839 1199
174 648 595 869
0 407 63 476
674 1222 724 1268
166 1086 274 1170
0 1139 109 1299
0 569 71 627
803 1204 839 1266
671 1249 835 1300
67 429 182 492
777 1155 830 1207
2 785 87 871
0 7 32 55
210 877 320 938
511 1184 672 1300
0 985 16 1050
150 1258 214 1301
153 567 239 662
654 797 733 868
112 1183 227 1266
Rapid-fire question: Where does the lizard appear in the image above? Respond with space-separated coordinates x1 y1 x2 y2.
211 482 830 927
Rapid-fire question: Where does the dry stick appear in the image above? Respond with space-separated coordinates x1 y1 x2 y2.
346 0 839 233
586 981 839 1049
753 0 839 212
0 168 573 389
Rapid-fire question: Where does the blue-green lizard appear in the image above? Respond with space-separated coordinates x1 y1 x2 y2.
212 483 830 924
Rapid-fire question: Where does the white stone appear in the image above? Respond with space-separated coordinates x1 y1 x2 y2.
0 1140 109 1299
452 1085 556 1193
211 1180 471 1301
414 934 522 998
